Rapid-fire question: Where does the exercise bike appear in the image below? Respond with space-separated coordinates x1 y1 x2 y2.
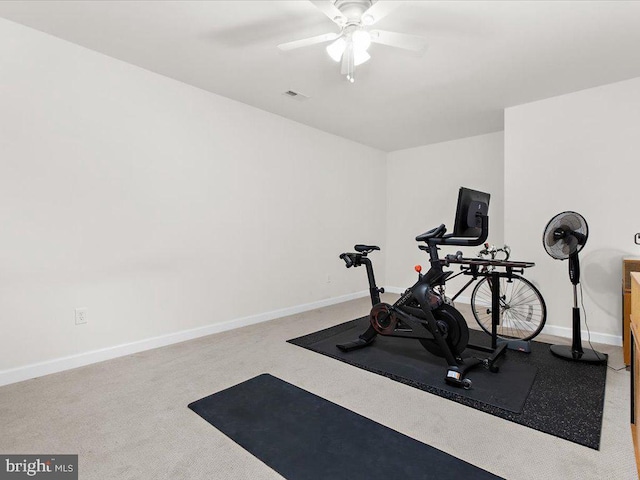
337 188 506 389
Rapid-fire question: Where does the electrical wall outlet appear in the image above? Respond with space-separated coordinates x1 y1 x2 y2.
636 233 640 245
75 307 88 325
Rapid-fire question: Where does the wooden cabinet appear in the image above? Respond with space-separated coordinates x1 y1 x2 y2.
631 272 640 476
624 259 640 365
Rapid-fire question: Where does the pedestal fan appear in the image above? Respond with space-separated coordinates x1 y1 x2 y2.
542 211 606 363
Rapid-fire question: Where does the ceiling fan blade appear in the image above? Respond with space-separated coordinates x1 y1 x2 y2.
369 30 427 53
362 1 404 25
309 0 347 26
277 32 339 51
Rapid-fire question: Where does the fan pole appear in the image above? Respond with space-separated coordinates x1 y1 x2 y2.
549 254 606 363
570 286 583 355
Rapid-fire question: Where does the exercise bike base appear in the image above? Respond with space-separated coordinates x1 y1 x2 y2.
497 338 532 353
549 345 606 364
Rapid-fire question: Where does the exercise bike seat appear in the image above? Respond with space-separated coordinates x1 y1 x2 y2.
354 244 380 253
415 224 446 242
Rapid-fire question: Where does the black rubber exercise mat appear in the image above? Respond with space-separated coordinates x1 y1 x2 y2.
290 316 537 413
189 374 504 480
288 317 607 449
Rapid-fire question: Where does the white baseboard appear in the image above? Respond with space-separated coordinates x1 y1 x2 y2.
2 287 620 388
383 286 621 346
540 325 622 347
0 290 369 387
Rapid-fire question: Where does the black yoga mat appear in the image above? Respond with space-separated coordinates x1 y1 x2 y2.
189 374 504 480
288 316 608 450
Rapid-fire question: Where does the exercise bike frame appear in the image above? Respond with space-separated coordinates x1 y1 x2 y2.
339 253 464 370
338 216 508 389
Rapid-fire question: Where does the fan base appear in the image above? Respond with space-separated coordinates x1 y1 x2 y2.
549 345 606 364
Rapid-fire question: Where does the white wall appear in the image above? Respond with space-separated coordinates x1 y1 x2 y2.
4 15 635 383
385 132 505 295
505 77 640 344
0 19 386 376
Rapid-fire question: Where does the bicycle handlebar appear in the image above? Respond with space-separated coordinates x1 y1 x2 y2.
478 244 511 261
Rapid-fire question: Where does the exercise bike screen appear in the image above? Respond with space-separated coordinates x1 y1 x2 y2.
453 187 490 237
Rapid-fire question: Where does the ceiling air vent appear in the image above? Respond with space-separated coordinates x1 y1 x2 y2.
282 90 310 101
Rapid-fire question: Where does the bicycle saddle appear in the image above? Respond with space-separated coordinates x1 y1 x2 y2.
415 224 446 242
354 244 380 253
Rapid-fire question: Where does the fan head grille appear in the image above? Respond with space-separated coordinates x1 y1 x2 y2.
542 211 589 260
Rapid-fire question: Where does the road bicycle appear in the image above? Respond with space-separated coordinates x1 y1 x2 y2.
438 243 547 342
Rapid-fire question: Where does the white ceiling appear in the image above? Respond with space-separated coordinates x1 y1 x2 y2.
1 1 640 151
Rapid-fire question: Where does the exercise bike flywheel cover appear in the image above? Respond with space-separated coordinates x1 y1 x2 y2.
419 304 469 358
370 303 398 335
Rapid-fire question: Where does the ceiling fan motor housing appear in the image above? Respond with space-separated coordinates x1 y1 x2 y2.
334 0 373 23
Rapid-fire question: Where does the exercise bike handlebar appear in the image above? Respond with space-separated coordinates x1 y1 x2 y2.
421 216 489 248
339 253 354 268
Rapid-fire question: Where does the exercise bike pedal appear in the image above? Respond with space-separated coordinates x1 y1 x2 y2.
444 367 472 390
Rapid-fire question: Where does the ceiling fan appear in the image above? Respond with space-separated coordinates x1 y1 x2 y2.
277 0 427 83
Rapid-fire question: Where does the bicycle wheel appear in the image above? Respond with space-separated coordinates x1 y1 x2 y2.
470 274 546 341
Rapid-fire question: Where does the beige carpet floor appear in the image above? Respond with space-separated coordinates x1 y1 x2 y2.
0 296 636 479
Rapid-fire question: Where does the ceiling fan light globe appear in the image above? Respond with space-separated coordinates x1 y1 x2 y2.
352 30 372 51
326 38 346 62
353 49 371 66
